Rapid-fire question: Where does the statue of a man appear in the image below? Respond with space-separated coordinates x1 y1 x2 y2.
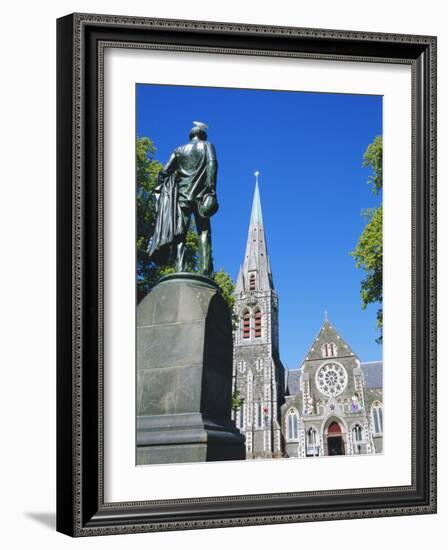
147 121 218 277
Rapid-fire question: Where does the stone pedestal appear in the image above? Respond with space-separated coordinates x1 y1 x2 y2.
137 273 245 464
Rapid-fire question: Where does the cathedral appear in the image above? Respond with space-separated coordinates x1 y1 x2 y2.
231 175 383 459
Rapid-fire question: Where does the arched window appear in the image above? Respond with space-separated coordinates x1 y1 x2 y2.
249 272 256 290
371 401 383 434
306 427 319 456
352 424 363 442
238 404 245 429
322 342 337 358
242 309 250 339
254 308 262 338
247 369 253 402
255 402 263 429
286 409 298 440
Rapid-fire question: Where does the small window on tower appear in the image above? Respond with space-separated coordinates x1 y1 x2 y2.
249 272 256 290
254 309 262 338
242 309 251 339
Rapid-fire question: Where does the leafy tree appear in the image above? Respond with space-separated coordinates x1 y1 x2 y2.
136 136 199 302
363 135 383 194
137 136 235 314
136 137 163 300
351 136 383 343
213 268 235 311
231 390 244 412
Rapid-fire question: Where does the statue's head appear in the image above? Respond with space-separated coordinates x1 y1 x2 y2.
189 121 208 141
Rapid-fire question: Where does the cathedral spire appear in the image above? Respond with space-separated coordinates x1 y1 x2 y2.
250 171 264 226
235 172 274 294
232 171 284 459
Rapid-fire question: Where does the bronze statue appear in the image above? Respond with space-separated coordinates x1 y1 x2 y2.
147 121 218 277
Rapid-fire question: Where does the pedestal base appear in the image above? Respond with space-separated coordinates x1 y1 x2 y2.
137 413 246 464
137 273 245 464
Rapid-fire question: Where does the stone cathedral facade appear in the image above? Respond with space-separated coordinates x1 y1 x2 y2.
282 324 383 457
232 177 383 459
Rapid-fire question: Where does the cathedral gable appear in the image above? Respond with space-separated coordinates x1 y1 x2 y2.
303 320 355 363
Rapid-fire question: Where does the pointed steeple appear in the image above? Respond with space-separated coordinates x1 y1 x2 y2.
232 172 284 459
235 172 274 294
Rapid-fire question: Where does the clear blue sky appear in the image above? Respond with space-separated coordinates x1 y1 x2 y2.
136 84 383 369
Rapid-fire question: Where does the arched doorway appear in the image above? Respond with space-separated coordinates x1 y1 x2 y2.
327 421 345 455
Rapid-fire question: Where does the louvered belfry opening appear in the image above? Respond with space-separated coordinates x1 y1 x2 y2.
242 309 251 339
254 309 262 338
249 272 256 290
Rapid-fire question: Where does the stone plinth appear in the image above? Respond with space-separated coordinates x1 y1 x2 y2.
137 273 245 464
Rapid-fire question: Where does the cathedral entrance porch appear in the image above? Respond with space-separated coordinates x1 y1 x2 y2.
325 420 346 456
327 435 345 455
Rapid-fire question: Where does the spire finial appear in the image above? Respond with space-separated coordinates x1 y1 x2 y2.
324 310 328 321
254 170 260 186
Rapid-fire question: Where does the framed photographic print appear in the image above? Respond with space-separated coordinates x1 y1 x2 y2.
56 13 437 536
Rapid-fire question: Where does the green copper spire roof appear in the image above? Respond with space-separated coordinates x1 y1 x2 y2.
250 171 264 226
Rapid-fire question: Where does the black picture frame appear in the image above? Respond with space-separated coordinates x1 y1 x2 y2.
57 13 437 537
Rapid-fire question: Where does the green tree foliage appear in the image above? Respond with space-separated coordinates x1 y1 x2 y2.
136 137 162 300
231 390 244 412
136 136 235 312
136 136 199 302
213 268 235 312
363 135 383 194
351 136 383 342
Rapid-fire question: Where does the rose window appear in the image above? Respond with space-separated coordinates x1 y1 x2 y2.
315 363 347 397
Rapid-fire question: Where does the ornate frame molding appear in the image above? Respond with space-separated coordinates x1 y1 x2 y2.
57 12 436 537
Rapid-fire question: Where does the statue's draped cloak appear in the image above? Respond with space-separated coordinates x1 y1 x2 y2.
147 173 183 263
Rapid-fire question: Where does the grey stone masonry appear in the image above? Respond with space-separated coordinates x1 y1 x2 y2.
232 178 285 459
281 320 382 457
137 273 245 464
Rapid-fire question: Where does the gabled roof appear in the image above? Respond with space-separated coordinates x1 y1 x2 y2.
285 369 301 396
302 319 356 363
361 361 383 389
